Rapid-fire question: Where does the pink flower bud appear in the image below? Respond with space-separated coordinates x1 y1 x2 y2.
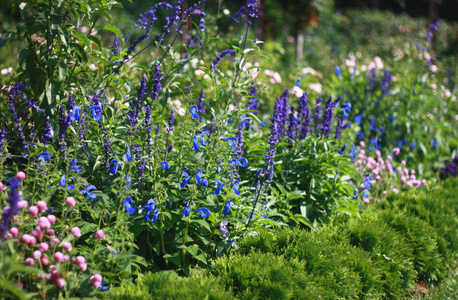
37 201 47 212
75 256 85 266
25 258 34 266
63 242 72 251
392 148 400 156
38 217 51 229
71 227 81 238
0 182 3 190
29 206 39 216
80 263 87 271
48 215 56 223
33 250 42 259
411 169 416 174
359 141 365 148
21 234 32 244
37 273 46 280
95 230 105 239
386 155 393 161
400 176 406 184
406 181 413 188
376 175 381 181
360 149 366 155
46 229 55 237
375 150 381 157
383 190 387 195
401 160 406 166
10 227 19 238
421 179 427 185
40 242 49 252
364 199 370 205
56 278 66 288
41 255 49 266
392 188 399 194
65 197 75 207
63 255 70 261
54 252 64 263
16 171 26 180
53 237 60 243
18 200 28 209
28 236 37 246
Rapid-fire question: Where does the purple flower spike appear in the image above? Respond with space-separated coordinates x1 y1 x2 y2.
217 221 229 238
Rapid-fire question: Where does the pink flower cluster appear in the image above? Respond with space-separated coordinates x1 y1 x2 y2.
1 173 104 290
354 141 427 203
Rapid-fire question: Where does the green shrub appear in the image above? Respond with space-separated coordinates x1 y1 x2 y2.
325 216 418 299
235 227 384 299
210 250 330 299
369 210 447 282
102 271 234 300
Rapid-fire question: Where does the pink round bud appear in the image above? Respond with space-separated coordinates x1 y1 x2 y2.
383 190 388 195
95 230 105 239
386 155 393 161
92 274 103 282
359 141 365 148
33 250 42 259
49 265 57 273
392 148 400 156
9 227 19 238
63 255 70 261
25 258 34 266
391 188 399 194
56 278 66 288
0 182 3 190
48 215 56 224
65 197 75 207
40 242 49 252
400 176 407 184
411 169 416 174
401 160 406 166
375 150 381 157
29 206 39 216
37 273 46 280
18 200 28 209
28 236 37 246
37 201 47 212
46 229 55 237
421 179 427 185
364 199 370 205
71 227 81 238
375 175 381 181
54 252 64 263
63 242 72 251
16 171 26 180
80 263 87 271
21 234 32 244
75 256 85 266
38 217 51 229
41 255 49 266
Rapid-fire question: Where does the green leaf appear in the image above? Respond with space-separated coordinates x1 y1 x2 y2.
163 252 181 267
58 62 68 81
99 25 124 44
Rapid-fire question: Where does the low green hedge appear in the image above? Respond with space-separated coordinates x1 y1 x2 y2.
104 178 457 299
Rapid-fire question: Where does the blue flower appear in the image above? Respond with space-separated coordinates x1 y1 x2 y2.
123 197 136 215
192 136 200 151
352 190 358 199
36 152 51 161
195 169 208 186
390 115 396 124
59 175 66 187
124 146 133 162
410 141 416 149
81 185 97 199
109 159 119 175
341 103 352 118
160 161 170 170
199 131 209 146
141 199 158 221
295 76 301 87
180 172 191 188
183 202 190 217
70 106 81 122
357 131 365 139
66 177 75 190
190 105 199 119
70 158 82 173
196 207 211 218
335 66 342 77
230 157 248 168
232 180 241 195
431 139 438 148
88 105 103 121
354 114 363 126
222 200 235 214
224 137 238 150
151 208 159 222
99 280 109 290
214 180 224 195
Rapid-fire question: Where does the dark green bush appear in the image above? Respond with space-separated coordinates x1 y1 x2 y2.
325 216 418 299
102 271 234 300
235 227 384 299
210 250 331 300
